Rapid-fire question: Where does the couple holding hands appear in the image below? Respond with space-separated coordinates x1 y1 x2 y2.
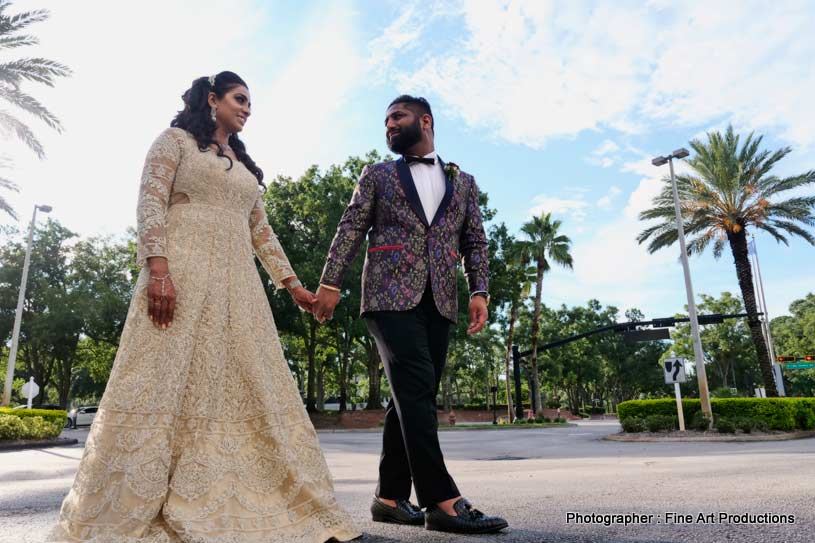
53 71 507 543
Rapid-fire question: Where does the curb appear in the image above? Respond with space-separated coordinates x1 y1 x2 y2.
315 423 578 433
604 430 815 443
0 437 79 452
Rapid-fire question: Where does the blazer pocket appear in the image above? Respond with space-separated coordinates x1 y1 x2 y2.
368 244 405 253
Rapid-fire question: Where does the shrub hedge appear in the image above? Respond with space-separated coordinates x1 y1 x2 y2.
0 407 67 441
618 398 815 432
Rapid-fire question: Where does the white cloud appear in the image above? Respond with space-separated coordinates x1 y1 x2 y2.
389 0 815 150
528 194 589 222
596 186 622 210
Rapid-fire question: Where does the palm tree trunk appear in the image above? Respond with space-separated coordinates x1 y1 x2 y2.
727 228 777 396
529 262 545 415
503 298 518 421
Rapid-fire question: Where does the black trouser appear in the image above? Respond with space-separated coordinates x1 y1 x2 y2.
364 285 459 508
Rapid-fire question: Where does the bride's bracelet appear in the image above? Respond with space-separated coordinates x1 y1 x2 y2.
286 278 303 293
150 273 171 296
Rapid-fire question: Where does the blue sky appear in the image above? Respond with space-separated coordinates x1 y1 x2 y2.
3 0 814 321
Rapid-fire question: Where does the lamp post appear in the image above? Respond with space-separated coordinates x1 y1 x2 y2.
651 150 712 420
2 204 52 406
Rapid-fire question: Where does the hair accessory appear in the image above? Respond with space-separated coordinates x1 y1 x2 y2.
208 74 216 87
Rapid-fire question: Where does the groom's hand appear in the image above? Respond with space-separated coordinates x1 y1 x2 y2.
314 286 341 323
467 296 488 335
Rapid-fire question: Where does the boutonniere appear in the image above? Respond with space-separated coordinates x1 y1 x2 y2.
444 162 461 181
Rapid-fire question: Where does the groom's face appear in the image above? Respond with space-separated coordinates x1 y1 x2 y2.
385 104 423 154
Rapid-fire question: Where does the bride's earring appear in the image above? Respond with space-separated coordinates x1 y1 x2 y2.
210 106 217 123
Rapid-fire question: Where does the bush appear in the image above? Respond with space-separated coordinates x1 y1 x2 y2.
590 406 605 415
734 417 754 433
645 414 676 432
0 415 25 440
617 398 815 433
0 407 67 428
715 417 736 433
711 387 739 398
690 411 712 432
543 417 552 423
0 414 62 440
554 417 566 424
621 417 645 433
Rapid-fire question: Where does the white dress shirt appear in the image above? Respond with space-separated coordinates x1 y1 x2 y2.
407 151 446 225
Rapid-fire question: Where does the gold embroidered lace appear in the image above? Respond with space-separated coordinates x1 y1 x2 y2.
52 128 359 543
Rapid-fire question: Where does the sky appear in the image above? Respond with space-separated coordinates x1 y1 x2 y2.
2 0 814 323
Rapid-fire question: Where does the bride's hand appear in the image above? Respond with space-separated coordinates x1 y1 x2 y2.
146 257 176 329
290 286 317 313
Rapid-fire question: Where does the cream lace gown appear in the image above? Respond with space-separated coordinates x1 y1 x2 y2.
53 128 359 543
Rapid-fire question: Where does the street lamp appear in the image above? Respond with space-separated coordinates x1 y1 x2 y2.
651 149 713 421
2 204 52 406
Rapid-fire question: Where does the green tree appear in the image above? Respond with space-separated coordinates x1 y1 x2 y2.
487 225 533 420
638 126 815 396
668 292 759 393
0 219 80 407
0 1 71 218
519 212 573 414
771 293 815 396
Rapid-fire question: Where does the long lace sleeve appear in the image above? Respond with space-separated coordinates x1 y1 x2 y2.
249 194 296 289
136 128 183 267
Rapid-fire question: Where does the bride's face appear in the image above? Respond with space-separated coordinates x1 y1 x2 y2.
212 85 252 133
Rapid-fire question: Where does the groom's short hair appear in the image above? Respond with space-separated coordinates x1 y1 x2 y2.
388 95 434 130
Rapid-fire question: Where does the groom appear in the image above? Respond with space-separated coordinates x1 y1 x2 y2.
314 95 508 534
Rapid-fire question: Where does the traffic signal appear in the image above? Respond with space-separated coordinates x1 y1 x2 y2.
777 356 795 362
806 355 814 362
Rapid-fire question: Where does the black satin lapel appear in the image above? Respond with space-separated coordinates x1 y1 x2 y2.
396 157 429 227
432 157 454 227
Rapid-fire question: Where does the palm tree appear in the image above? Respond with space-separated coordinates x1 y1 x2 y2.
638 126 815 396
0 1 71 219
519 212 574 414
501 240 535 421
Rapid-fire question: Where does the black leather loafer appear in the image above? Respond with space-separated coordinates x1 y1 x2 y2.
424 498 508 534
370 497 424 525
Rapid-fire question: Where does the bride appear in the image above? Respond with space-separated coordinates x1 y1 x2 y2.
53 71 360 543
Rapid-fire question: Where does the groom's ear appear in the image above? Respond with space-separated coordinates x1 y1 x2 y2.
421 113 434 134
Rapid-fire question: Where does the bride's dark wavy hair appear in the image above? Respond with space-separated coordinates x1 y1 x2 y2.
171 71 264 188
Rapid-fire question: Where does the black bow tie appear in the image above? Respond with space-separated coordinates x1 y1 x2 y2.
404 155 435 166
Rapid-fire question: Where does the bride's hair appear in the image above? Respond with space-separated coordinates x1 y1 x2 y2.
171 71 264 188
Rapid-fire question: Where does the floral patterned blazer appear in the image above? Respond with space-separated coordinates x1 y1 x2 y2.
319 157 489 323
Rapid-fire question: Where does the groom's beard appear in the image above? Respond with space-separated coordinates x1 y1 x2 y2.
386 118 422 154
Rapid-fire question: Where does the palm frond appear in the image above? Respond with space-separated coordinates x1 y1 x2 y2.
0 109 44 157
769 219 815 245
0 58 71 87
0 5 49 34
0 84 62 130
0 175 19 191
760 171 815 198
0 173 18 220
753 222 789 245
0 34 37 50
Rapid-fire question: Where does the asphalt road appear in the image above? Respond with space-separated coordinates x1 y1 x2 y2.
1 421 813 542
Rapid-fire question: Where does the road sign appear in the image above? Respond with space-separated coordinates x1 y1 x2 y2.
21 377 39 409
21 377 39 399
784 362 815 370
663 358 687 384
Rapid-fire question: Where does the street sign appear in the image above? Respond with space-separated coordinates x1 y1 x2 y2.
21 377 39 399
21 377 39 409
784 362 815 370
663 358 687 384
623 328 671 343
